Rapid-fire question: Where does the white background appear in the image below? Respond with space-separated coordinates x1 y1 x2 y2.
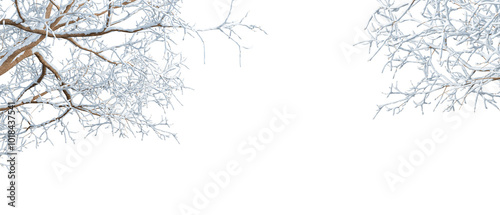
3 0 500 214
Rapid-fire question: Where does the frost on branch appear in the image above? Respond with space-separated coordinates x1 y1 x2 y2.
0 0 260 162
361 0 500 117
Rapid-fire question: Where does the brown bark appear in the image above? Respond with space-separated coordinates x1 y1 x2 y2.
0 35 45 77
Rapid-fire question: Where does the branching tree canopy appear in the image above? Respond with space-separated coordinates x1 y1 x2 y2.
362 0 500 117
0 0 259 158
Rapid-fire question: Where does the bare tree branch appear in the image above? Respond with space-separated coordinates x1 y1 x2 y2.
0 0 261 161
361 0 500 117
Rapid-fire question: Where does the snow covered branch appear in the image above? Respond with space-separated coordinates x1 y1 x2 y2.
0 0 261 162
361 0 500 117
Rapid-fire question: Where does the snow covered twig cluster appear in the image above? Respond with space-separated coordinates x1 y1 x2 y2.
0 0 260 163
361 0 500 117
